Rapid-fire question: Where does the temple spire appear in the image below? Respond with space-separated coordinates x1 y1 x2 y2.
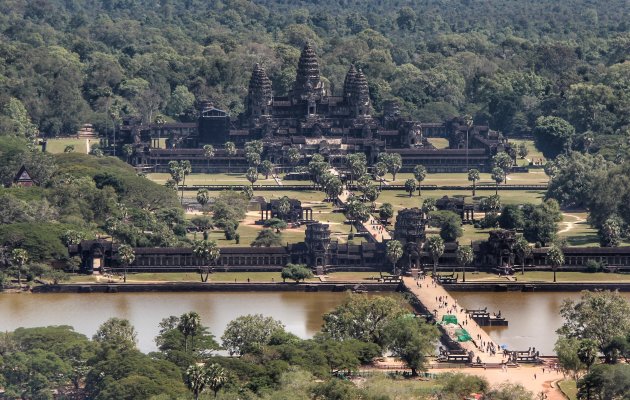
352 68 371 116
343 64 357 101
293 42 324 100
247 63 273 117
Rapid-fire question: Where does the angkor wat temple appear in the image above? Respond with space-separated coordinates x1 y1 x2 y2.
69 209 630 276
117 43 513 173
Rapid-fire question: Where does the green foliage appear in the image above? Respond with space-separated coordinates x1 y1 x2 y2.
577 364 630 400
221 314 286 356
428 210 463 242
534 116 576 158
281 263 313 282
558 290 630 361
321 294 407 348
251 228 283 247
383 315 440 375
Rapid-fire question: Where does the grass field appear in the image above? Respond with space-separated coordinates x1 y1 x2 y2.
148 172 279 186
45 137 93 154
389 171 549 186
124 271 319 282
511 139 546 166
464 271 630 282
558 380 577 400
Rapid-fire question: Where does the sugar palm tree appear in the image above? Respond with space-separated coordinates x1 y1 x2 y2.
203 144 215 171
117 244 135 283
548 245 564 283
467 168 480 196
206 363 228 398
224 142 236 173
193 240 220 282
514 237 532 275
196 188 209 209
413 165 427 196
427 236 445 277
178 311 201 352
456 245 474 282
491 167 505 195
185 364 207 400
386 240 403 276
10 248 29 286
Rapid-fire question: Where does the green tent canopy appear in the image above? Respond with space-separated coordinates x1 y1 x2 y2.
455 328 472 342
441 315 458 325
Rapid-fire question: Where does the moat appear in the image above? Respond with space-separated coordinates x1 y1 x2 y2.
2 291 630 354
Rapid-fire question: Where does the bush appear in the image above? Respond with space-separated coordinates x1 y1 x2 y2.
584 259 602 273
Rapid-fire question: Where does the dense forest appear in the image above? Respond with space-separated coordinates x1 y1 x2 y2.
0 0 628 156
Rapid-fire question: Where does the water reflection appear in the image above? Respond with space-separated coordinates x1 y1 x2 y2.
451 291 630 354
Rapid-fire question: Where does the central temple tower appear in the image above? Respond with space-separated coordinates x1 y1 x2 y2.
292 43 326 113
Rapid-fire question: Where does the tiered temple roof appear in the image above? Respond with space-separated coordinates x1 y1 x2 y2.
293 43 324 99
247 63 273 116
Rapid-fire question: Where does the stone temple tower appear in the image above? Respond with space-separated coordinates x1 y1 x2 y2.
343 65 357 102
247 63 273 118
352 69 371 117
293 42 325 113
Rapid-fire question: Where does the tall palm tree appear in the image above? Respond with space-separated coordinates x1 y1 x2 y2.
491 167 505 195
514 237 532 275
117 244 135 283
10 248 29 286
548 245 564 283
185 364 207 400
386 240 403 276
206 363 228 398
203 144 215 172
427 236 445 277
467 168 480 196
178 312 201 352
193 240 220 282
224 142 237 173
456 245 474 282
180 160 192 203
413 165 427 196
196 188 209 209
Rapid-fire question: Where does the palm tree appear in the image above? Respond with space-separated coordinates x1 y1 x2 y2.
427 236 445 277
224 142 236 173
277 196 292 220
467 168 480 196
491 167 505 195
117 244 135 283
178 311 201 352
203 144 215 171
185 364 207 400
246 167 258 187
404 179 417 197
193 240 220 282
180 160 192 203
514 237 532 275
196 188 210 209
464 115 473 169
548 245 564 283
374 161 387 189
122 144 134 163
205 363 228 398
260 160 274 179
413 165 427 196
456 245 474 282
10 248 29 286
386 240 404 276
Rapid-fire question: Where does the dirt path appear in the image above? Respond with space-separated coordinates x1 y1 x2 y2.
558 213 586 234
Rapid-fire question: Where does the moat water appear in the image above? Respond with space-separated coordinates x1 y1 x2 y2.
1 291 629 354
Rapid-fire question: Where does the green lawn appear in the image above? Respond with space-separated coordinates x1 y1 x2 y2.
511 139 546 166
124 271 319 282
46 138 93 154
464 271 630 282
389 171 548 186
558 380 577 400
147 172 279 186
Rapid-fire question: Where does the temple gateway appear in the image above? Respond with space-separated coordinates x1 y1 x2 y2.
116 43 514 173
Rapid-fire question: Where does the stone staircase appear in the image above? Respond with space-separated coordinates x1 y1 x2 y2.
76 124 97 139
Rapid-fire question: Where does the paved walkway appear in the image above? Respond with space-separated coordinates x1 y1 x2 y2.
403 276 505 364
338 190 391 243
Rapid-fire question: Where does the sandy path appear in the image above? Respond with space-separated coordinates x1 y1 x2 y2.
558 213 586 234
